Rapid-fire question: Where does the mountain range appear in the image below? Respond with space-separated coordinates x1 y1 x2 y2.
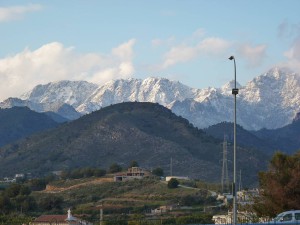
204 117 300 155
0 102 267 186
1 67 300 130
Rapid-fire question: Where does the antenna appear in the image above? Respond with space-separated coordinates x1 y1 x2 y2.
239 170 242 191
221 135 230 193
170 157 173 176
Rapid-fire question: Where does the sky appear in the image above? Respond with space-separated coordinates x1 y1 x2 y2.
0 0 300 100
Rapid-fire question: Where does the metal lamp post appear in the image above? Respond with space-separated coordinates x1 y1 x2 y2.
229 55 238 225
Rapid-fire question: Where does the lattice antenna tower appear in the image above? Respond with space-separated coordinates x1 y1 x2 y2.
221 135 230 193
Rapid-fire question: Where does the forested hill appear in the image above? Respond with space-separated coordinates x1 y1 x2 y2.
0 102 267 186
0 107 60 147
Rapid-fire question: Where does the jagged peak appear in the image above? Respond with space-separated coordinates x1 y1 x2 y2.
245 67 300 89
101 77 171 86
99 76 191 92
220 80 243 95
221 80 242 89
21 80 97 99
261 66 294 80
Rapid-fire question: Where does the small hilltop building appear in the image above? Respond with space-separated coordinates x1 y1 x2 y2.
114 167 149 182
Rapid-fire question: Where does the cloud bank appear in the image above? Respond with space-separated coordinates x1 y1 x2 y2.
161 37 231 69
277 21 300 74
154 29 269 70
237 43 267 67
0 40 136 100
0 4 42 22
283 36 300 73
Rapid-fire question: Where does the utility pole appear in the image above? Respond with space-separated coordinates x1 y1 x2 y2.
100 204 103 225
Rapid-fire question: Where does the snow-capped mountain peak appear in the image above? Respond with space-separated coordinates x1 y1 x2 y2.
1 67 300 130
220 80 243 95
20 80 98 108
76 77 196 114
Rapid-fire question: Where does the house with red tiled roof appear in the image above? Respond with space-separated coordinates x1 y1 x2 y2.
30 209 92 225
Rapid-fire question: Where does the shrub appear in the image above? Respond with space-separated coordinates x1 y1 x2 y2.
167 178 179 189
152 168 164 177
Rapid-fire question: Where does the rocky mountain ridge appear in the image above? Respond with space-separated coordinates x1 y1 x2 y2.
1 67 299 130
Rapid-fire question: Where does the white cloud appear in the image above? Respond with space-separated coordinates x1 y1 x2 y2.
151 36 175 47
0 40 136 100
282 37 300 73
278 20 300 74
154 29 271 71
151 39 163 47
237 43 267 67
192 29 206 39
0 4 42 22
161 37 230 69
112 39 135 60
162 44 198 68
197 37 230 55
119 62 134 76
284 37 300 61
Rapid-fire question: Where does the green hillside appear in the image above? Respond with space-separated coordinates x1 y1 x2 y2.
0 102 267 186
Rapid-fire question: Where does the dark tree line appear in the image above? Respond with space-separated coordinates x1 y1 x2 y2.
0 183 35 214
0 183 64 214
61 167 106 179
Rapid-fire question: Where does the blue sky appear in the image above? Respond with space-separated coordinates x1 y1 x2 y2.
0 0 300 100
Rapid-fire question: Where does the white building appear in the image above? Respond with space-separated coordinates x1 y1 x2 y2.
165 176 189 182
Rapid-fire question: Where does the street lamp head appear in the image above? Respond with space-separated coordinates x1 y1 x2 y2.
229 56 235 60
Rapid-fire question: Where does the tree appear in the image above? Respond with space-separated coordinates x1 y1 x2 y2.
20 196 37 212
81 167 94 177
94 168 106 177
29 178 47 191
129 160 139 168
19 185 31 196
109 163 122 173
0 195 12 214
253 151 300 217
152 167 164 177
168 178 179 189
60 170 70 179
70 169 82 179
5 183 21 198
38 195 63 211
